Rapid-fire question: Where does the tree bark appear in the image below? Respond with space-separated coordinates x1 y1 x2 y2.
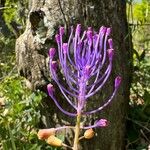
15 0 132 149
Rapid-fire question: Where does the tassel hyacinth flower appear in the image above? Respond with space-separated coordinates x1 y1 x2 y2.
39 24 122 150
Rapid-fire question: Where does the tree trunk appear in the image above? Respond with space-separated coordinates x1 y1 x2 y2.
15 0 132 149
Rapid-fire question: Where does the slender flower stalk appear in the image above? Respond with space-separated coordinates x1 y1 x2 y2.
38 24 122 149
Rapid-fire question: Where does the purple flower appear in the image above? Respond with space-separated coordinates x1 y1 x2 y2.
49 48 56 59
48 24 121 117
47 84 54 96
82 119 108 129
96 119 108 127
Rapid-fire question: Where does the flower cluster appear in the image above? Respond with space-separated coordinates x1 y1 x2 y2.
48 24 121 120
38 24 121 148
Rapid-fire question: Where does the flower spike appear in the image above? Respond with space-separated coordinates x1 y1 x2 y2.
47 25 121 123
40 24 122 148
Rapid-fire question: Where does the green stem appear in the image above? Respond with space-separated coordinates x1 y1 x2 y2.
73 112 81 150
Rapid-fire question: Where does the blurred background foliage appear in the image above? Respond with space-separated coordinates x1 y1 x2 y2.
126 0 150 149
0 0 150 149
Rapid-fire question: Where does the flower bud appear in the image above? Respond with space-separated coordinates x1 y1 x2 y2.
108 39 113 49
107 48 114 61
96 119 108 127
59 27 65 36
47 84 54 96
37 128 55 140
88 27 92 31
84 128 95 139
115 76 122 89
49 48 56 58
106 27 111 35
99 26 106 35
47 135 62 147
63 43 68 54
55 34 60 43
76 24 81 35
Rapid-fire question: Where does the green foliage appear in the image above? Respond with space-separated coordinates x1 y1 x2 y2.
133 1 150 23
3 0 17 25
0 75 62 150
0 75 41 149
3 0 28 34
